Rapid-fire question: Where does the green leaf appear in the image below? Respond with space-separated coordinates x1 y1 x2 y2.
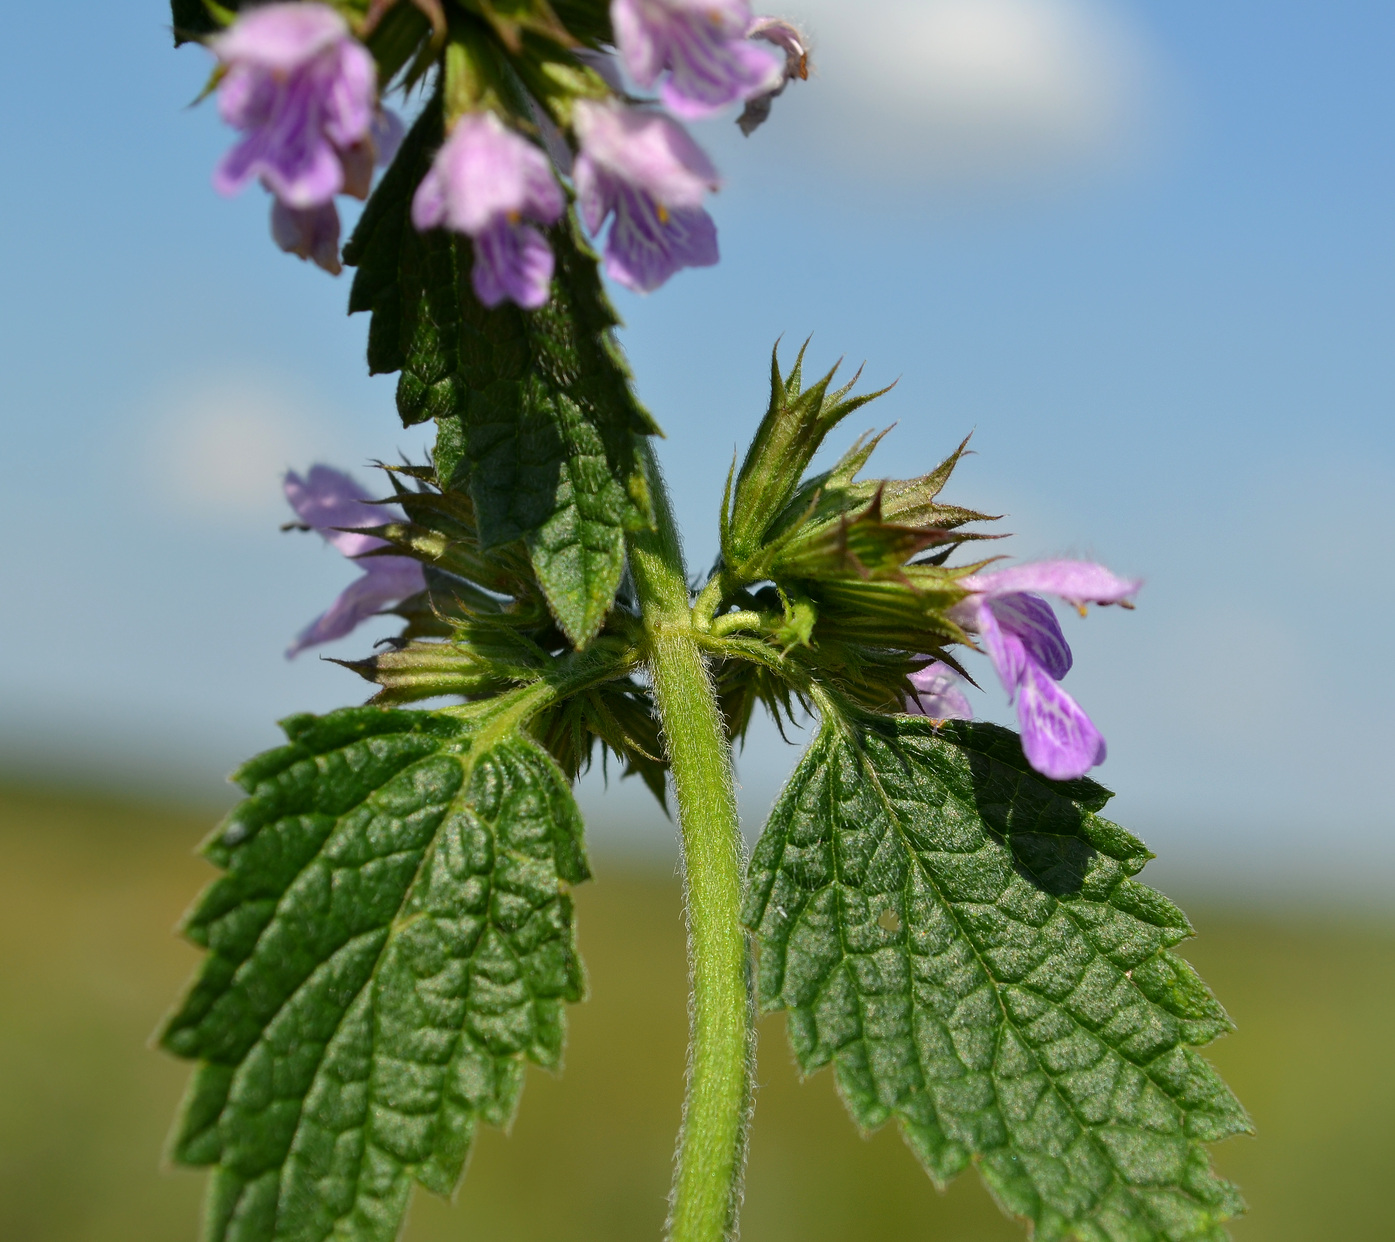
744 715 1250 1242
723 342 892 570
344 98 658 648
161 706 589 1242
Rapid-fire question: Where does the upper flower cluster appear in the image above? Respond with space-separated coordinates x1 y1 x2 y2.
207 1 807 300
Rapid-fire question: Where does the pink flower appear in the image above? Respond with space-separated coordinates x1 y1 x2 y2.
612 0 782 119
573 99 720 291
283 466 425 658
951 560 1141 781
412 111 566 309
212 4 376 207
210 4 400 274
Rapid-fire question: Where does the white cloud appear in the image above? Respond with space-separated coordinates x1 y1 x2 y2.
147 376 324 525
768 0 1163 185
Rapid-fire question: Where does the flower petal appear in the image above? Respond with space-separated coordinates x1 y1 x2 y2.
1015 660 1107 780
411 166 448 230
471 221 555 309
989 593 1072 681
285 557 424 658
611 0 665 88
573 100 719 210
321 40 376 149
972 599 1028 695
602 193 718 292
420 112 564 237
283 465 399 557
211 3 349 73
965 559 1141 608
905 661 974 721
270 199 342 275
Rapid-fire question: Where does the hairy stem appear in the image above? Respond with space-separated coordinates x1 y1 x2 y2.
628 443 753 1242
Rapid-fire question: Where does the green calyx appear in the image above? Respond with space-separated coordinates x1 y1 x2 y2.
687 341 1002 736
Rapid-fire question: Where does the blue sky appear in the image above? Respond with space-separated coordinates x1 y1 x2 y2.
2 1 1391 894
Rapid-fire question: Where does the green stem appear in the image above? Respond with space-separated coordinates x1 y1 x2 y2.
628 443 753 1242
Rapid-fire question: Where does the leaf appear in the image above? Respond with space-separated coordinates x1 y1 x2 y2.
744 715 1250 1242
161 706 589 1242
723 342 892 569
171 0 234 45
344 98 658 648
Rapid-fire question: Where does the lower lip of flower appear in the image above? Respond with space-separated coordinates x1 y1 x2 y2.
656 202 671 224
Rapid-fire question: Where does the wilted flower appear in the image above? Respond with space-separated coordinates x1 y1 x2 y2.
412 111 566 309
211 3 399 273
573 99 720 292
612 0 782 119
951 560 1141 781
271 200 342 274
737 16 808 135
905 661 973 722
283 466 425 658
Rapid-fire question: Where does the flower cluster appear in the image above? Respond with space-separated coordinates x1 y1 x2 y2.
907 560 1140 782
209 1 806 299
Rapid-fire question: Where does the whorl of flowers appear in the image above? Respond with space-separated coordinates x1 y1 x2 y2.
206 1 807 299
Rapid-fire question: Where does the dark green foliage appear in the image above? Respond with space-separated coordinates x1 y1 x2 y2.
723 341 894 571
745 715 1250 1242
344 99 657 647
171 0 233 45
161 707 589 1242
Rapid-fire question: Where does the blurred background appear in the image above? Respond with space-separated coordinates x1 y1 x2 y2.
2 1 1392 1239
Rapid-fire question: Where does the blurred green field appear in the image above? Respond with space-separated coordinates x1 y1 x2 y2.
1 781 1392 1242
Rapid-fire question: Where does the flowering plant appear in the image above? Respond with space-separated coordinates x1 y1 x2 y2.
159 4 1249 1241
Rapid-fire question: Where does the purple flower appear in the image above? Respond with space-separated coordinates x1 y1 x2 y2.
737 16 809 135
210 4 400 273
412 112 566 310
612 0 782 118
951 560 1141 781
283 466 426 659
573 99 720 292
905 661 974 722
211 4 377 208
271 199 342 274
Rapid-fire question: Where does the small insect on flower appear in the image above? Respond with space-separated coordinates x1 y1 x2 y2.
283 466 426 658
612 0 783 119
209 3 400 273
949 560 1141 781
412 111 566 310
573 99 721 292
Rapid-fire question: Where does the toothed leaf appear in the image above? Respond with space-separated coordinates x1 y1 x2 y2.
745 715 1250 1242
161 707 589 1242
